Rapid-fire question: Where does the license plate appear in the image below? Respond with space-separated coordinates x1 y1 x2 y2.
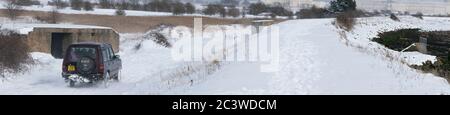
68 65 76 72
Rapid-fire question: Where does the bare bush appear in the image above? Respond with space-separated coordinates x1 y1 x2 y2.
335 11 356 31
0 28 32 78
135 32 171 49
390 13 400 21
3 0 23 20
136 25 173 49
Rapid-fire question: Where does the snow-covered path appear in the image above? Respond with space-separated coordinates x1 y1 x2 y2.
178 63 273 94
183 19 450 95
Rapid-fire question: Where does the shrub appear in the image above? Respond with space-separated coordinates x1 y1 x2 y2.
203 4 217 15
172 2 186 15
203 4 225 16
129 0 143 10
139 32 171 48
372 29 421 51
145 0 172 12
0 28 32 78
218 6 226 18
329 0 357 13
296 5 332 19
16 0 40 6
116 1 130 10
98 0 114 9
151 32 171 48
49 0 69 9
335 11 356 31
412 12 423 20
115 8 126 16
411 57 450 82
248 2 267 15
83 1 94 11
390 13 400 21
70 0 82 10
185 3 196 14
268 6 292 17
227 6 240 18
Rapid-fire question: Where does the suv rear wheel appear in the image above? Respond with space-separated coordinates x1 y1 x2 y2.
102 72 110 88
69 80 75 87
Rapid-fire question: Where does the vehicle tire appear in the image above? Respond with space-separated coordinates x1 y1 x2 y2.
102 72 110 88
113 71 120 81
69 80 75 87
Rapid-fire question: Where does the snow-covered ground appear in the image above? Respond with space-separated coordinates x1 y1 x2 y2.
181 16 450 95
1 16 450 95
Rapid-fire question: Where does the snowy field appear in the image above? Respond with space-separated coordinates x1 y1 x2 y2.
1 16 450 95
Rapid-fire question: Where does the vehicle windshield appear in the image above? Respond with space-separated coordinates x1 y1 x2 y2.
66 46 97 62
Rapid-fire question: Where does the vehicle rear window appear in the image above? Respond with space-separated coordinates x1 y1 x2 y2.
66 46 97 62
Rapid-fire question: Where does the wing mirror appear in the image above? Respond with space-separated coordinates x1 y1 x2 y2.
114 55 121 59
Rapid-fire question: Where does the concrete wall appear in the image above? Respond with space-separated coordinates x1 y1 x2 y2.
26 28 120 55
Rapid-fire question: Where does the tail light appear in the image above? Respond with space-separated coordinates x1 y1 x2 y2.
62 64 67 72
99 64 104 74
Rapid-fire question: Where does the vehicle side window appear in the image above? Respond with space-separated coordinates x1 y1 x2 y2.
102 48 108 62
108 46 114 59
107 47 112 61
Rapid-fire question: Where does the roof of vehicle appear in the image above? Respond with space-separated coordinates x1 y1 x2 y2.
69 42 111 47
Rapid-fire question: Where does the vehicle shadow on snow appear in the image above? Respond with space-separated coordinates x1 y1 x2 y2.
67 81 119 89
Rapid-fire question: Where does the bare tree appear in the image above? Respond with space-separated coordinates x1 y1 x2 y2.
227 6 240 17
83 1 94 11
172 2 186 15
70 0 83 10
185 2 195 14
3 0 23 20
50 0 69 9
99 0 114 9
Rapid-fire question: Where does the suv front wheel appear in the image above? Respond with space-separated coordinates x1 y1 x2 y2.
112 71 120 81
69 80 75 87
